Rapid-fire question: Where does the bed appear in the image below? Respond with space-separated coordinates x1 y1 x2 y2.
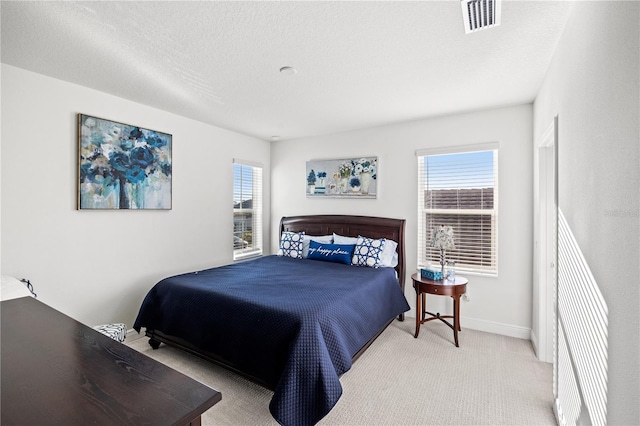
133 215 409 426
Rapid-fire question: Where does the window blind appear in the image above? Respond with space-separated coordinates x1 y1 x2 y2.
417 145 498 275
233 160 263 260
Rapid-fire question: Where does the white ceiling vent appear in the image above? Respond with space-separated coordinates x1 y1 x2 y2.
461 0 502 34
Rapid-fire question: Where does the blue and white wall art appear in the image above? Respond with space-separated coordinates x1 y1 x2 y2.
78 114 172 209
306 156 377 198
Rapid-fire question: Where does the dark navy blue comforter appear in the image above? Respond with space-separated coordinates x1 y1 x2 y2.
134 255 409 426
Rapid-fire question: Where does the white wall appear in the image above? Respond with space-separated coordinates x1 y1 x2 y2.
272 104 534 338
1 64 271 328
533 2 639 424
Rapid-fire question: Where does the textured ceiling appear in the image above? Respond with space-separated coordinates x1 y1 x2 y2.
1 1 574 141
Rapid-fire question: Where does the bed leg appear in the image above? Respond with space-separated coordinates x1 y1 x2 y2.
148 338 161 349
398 313 405 321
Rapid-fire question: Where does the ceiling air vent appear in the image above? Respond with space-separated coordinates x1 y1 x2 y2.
461 0 502 34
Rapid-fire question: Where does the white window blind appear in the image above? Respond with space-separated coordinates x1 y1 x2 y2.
417 145 498 275
233 160 263 260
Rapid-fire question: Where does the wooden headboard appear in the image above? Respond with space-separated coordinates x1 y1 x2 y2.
279 215 406 293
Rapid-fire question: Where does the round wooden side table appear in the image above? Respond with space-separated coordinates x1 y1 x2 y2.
411 273 468 347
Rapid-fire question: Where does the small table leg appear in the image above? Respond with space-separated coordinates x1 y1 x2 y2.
453 295 461 347
414 290 422 338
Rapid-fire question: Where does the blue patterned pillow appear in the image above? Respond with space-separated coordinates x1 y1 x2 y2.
307 241 355 265
352 236 387 268
277 231 305 259
93 323 127 342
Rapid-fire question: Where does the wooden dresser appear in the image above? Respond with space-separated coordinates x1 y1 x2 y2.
1 297 221 425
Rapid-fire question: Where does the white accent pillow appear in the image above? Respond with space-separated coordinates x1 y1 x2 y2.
277 231 305 259
333 233 358 245
302 235 333 257
1 275 33 301
379 239 399 268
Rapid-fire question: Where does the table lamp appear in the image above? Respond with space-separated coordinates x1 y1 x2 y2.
430 224 455 279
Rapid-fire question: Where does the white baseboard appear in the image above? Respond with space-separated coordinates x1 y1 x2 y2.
530 329 539 354
126 328 144 342
460 316 532 340
405 312 533 340
554 398 566 426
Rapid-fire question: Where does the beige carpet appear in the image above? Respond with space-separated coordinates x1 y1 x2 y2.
127 320 556 425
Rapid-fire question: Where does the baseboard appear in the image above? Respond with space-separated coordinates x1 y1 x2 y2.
530 329 539 355
460 316 532 340
554 398 566 426
126 328 144 342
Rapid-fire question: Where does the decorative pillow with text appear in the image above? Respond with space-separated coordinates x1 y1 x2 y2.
302 235 333 258
307 241 355 265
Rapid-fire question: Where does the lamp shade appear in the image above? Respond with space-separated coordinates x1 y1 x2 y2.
430 224 455 250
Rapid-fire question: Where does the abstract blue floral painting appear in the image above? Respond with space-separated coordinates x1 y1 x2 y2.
78 114 172 209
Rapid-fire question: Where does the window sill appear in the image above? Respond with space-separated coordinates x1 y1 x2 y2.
233 250 262 262
455 270 498 279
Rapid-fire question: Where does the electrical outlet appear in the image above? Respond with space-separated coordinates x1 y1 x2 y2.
462 293 470 302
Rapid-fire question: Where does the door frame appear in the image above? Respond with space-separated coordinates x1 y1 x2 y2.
534 116 558 364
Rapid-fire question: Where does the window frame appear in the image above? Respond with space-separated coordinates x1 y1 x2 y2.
233 159 263 261
416 143 499 276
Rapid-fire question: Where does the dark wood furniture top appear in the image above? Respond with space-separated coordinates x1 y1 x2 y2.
1 297 221 426
412 273 468 347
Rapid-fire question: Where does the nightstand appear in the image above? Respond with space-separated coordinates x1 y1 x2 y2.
411 273 468 347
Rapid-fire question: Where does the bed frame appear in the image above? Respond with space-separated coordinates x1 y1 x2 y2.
145 214 406 390
280 215 406 297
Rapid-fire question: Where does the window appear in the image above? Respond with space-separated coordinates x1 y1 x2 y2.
417 144 498 275
233 160 263 260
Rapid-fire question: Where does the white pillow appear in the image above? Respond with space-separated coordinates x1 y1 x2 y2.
335 233 398 268
379 239 399 268
277 231 305 259
333 233 358 245
1 275 33 301
302 235 333 257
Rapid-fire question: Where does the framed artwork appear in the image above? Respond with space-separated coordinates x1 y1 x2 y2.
77 114 172 209
306 156 377 198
